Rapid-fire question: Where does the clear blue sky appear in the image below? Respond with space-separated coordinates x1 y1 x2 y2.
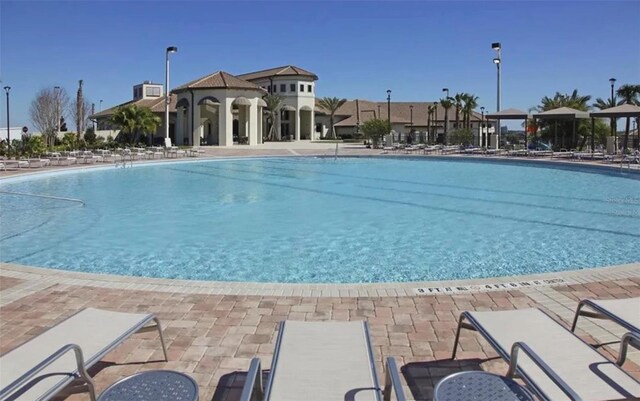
1 0 639 130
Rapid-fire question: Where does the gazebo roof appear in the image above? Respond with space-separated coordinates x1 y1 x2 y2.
590 103 640 118
485 108 528 119
533 107 589 119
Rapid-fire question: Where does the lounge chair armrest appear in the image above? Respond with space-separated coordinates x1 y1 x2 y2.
617 332 640 366
0 343 96 401
383 357 406 401
508 341 582 401
240 357 264 401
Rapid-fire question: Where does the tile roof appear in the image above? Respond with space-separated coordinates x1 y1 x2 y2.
172 71 264 92
317 99 485 127
237 65 318 81
91 94 177 119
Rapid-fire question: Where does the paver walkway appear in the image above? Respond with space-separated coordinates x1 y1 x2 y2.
1 274 639 401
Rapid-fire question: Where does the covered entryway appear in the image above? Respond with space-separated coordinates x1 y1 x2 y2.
299 106 313 140
233 97 251 145
198 96 220 146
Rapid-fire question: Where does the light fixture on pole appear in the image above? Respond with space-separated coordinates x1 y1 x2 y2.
442 88 449 98
386 89 391 142
3 86 10 156
480 106 485 147
99 99 103 111
492 42 501 149
165 46 178 142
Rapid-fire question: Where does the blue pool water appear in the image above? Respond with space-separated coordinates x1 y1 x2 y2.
1 157 638 283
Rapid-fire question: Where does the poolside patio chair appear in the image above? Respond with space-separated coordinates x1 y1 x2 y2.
0 307 167 401
571 297 639 334
451 308 640 401
240 320 406 401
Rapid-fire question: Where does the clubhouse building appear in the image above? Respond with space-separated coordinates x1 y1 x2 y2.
94 65 494 146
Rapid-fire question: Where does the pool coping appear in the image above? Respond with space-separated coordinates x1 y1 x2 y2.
1 261 638 298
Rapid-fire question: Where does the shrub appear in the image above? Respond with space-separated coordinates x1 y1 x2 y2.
449 129 473 146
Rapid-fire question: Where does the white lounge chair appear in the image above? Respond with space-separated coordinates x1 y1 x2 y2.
571 297 640 334
4 160 29 169
240 320 405 401
0 307 167 401
452 308 640 401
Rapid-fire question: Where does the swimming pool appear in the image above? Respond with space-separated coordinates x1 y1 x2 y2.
1 157 638 283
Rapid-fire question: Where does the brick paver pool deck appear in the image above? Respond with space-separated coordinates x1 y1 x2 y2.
1 145 639 400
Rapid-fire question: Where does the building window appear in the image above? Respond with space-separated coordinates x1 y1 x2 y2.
300 84 304 92
146 87 161 97
290 84 295 92
280 84 286 92
272 85 276 93
307 85 312 92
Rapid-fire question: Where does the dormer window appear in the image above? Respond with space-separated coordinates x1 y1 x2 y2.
146 87 161 97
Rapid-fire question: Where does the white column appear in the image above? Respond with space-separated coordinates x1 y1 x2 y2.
257 107 263 144
248 103 258 145
192 104 201 147
310 110 315 140
219 98 234 147
295 109 301 141
175 108 184 146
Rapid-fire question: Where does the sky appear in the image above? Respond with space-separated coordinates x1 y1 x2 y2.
1 0 639 130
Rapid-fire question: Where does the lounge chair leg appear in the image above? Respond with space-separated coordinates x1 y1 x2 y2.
570 301 586 332
451 313 467 360
153 317 169 361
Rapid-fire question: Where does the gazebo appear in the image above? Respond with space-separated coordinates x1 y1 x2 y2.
485 108 529 148
590 103 640 152
532 107 589 150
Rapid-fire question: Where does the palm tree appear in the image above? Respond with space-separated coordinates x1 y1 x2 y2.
263 94 283 141
439 98 454 144
461 93 479 129
138 107 161 145
317 97 347 139
453 93 464 129
617 84 640 152
110 104 160 144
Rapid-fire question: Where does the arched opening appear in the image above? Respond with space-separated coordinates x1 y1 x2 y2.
175 98 190 146
299 105 313 140
233 97 251 145
280 105 296 141
198 97 220 146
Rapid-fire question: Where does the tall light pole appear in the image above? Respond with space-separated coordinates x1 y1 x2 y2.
54 86 61 138
99 99 103 112
409 105 413 143
386 89 392 142
480 106 485 147
165 46 178 143
3 86 10 156
434 102 439 143
442 88 449 99
91 102 96 139
492 42 502 149
609 77 617 149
